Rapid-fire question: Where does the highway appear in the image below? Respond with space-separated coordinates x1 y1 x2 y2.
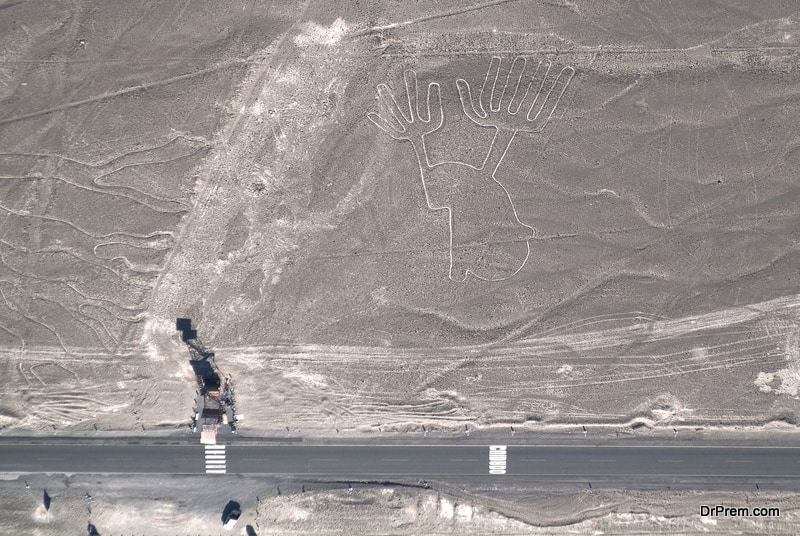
1 441 800 486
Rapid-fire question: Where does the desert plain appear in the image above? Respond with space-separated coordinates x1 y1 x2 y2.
1 0 800 534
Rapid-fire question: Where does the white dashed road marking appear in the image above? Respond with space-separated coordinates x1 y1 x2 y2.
489 445 507 475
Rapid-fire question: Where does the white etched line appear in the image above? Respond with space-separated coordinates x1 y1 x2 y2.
368 63 565 282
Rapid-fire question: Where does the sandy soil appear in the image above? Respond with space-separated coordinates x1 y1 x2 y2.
2 0 800 534
145 0 800 437
2 474 799 535
1 0 797 437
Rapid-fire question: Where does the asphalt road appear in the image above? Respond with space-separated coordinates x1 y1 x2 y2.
1 442 799 484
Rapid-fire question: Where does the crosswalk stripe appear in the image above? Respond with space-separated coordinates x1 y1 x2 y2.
203 444 227 474
489 445 507 475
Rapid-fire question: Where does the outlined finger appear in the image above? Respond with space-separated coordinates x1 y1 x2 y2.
495 56 526 113
528 65 575 124
403 70 419 122
377 84 410 130
523 61 553 120
367 112 405 140
480 56 502 116
425 82 443 128
456 78 486 123
509 60 539 114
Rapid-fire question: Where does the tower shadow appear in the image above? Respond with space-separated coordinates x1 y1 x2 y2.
176 318 220 391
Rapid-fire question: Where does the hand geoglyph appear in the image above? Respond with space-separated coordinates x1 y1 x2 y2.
368 57 575 282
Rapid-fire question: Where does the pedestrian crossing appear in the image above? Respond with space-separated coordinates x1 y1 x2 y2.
489 445 507 475
205 444 226 474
